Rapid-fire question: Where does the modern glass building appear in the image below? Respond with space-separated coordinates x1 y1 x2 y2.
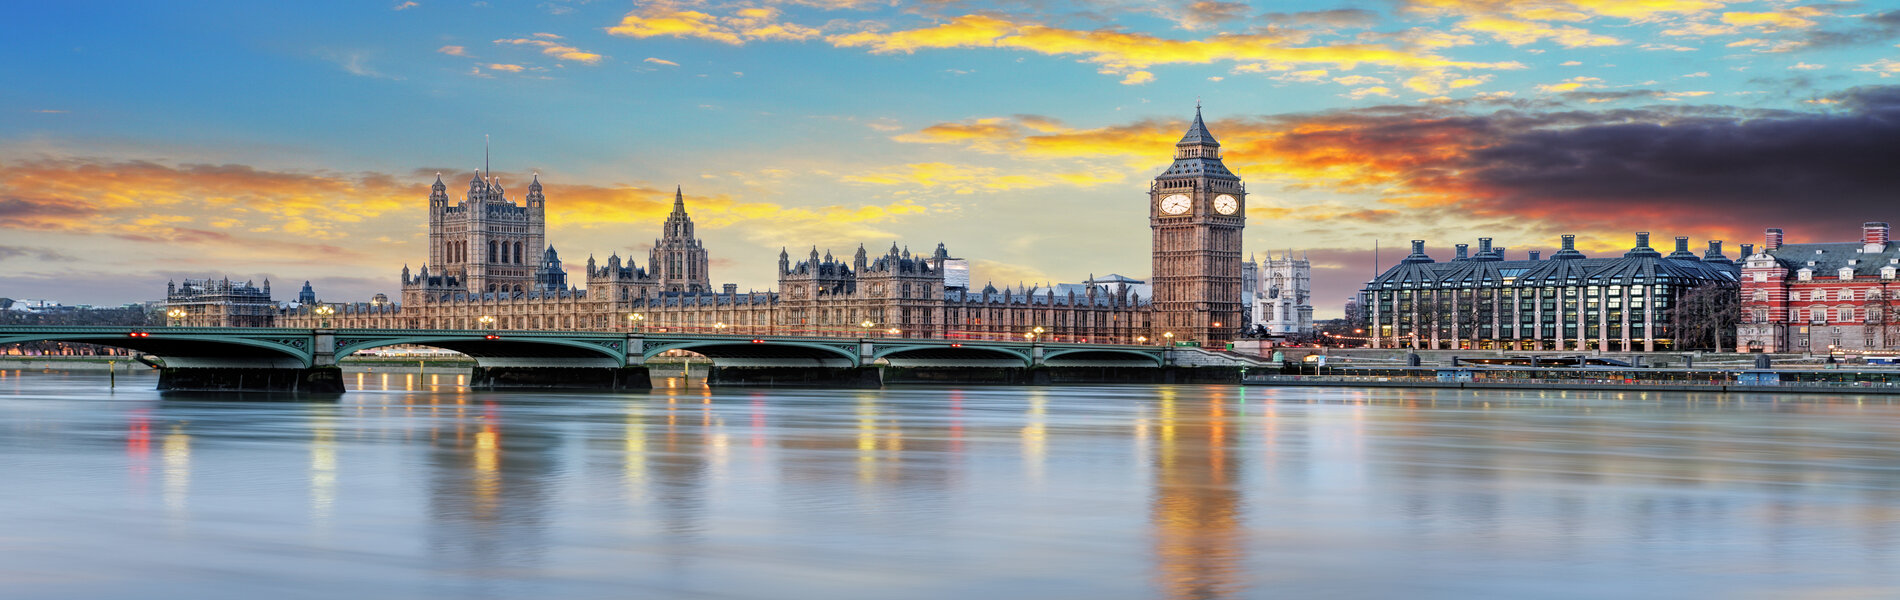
1360 233 1739 351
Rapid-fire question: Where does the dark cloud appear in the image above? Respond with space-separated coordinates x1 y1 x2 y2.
1453 85 1900 242
0 246 78 262
1799 9 1900 48
1177 1 1249 29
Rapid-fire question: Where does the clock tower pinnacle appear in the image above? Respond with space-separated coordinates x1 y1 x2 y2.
1150 105 1246 344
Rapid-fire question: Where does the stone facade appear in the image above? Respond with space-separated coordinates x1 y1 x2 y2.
166 278 276 327
276 116 1263 343
1149 106 1246 345
1249 252 1313 336
1736 223 1900 353
1361 233 1740 351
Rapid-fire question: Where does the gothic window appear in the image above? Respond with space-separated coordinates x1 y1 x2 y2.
489 241 498 263
515 242 524 264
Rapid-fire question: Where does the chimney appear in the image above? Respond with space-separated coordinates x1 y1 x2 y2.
1765 228 1783 250
1706 240 1725 258
1562 234 1576 251
1864 221 1890 252
724 283 738 295
1635 232 1651 249
1411 240 1425 255
1675 237 1689 253
1494 246 1507 260
1740 243 1755 257
1529 250 1541 261
1478 237 1493 256
1455 244 1469 260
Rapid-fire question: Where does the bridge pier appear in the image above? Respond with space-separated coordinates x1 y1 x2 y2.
468 366 652 391
158 366 345 393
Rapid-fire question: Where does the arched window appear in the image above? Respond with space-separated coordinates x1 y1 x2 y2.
489 241 498 263
514 242 524 264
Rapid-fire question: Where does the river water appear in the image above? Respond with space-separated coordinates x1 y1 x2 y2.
2 370 1898 599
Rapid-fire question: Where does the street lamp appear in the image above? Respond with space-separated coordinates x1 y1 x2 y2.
165 307 186 326
1033 326 1044 343
628 312 644 332
314 304 335 328
1137 335 1148 345
861 319 875 338
478 315 495 331
714 322 727 334
1024 331 1036 341
1163 331 1174 345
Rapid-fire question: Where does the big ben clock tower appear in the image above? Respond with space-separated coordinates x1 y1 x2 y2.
1151 105 1245 345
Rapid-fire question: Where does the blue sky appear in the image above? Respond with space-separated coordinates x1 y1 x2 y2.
5 0 1899 314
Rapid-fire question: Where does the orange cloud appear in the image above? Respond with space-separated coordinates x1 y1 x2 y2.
606 5 819 45
827 14 1525 76
487 63 526 72
1457 16 1623 47
494 37 605 64
437 45 467 56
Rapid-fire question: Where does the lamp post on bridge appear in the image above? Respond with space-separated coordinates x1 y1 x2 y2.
314 305 334 329
861 319 875 340
628 312 644 333
478 315 495 331
165 307 186 327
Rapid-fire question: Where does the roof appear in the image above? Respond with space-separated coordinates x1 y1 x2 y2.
1763 242 1900 277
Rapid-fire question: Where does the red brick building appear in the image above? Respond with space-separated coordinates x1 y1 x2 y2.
1737 222 1900 353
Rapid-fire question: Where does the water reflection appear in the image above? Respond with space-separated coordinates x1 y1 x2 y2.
425 400 558 579
4 374 1900 599
1150 387 1245 600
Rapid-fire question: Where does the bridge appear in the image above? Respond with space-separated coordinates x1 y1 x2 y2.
0 326 1196 392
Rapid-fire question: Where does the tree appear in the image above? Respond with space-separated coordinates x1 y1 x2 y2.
1670 283 1739 351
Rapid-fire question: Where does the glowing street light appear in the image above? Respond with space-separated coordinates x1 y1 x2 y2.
165 307 186 326
628 312 644 332
886 327 901 338
1163 331 1174 345
477 315 495 331
1136 335 1148 345
314 304 335 328
714 322 727 333
1033 325 1045 342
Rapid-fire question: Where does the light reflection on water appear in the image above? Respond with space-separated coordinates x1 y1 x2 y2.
1 371 1898 598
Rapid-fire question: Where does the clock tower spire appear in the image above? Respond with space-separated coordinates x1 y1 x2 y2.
1150 105 1246 344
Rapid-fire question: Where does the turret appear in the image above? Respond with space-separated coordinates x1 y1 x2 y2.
526 172 544 208
1401 240 1434 264
854 244 868 273
779 247 791 275
1624 232 1661 258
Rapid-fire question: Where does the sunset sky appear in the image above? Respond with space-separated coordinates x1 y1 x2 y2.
6 0 1899 315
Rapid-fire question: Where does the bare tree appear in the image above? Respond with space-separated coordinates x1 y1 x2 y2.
1670 283 1739 351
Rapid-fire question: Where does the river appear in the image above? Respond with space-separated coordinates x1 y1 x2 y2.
2 370 1897 599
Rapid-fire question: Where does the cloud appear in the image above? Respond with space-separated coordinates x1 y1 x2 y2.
1457 16 1623 47
1535 75 1601 92
1349 86 1396 99
494 36 604 64
1858 59 1900 77
643 57 680 66
487 63 526 72
320 50 400 79
824 13 1524 79
1170 1 1251 30
437 45 467 56
889 85 1900 247
607 6 820 45
0 246 78 262
1260 9 1380 29
840 162 1126 193
1120 70 1155 85
394 1 417 10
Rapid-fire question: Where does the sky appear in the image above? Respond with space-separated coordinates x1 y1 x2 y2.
4 0 1899 316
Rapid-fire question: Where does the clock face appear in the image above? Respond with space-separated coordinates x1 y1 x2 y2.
1160 194 1191 215
1214 194 1239 215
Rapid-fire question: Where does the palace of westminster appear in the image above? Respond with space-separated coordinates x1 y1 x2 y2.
254 108 1275 344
